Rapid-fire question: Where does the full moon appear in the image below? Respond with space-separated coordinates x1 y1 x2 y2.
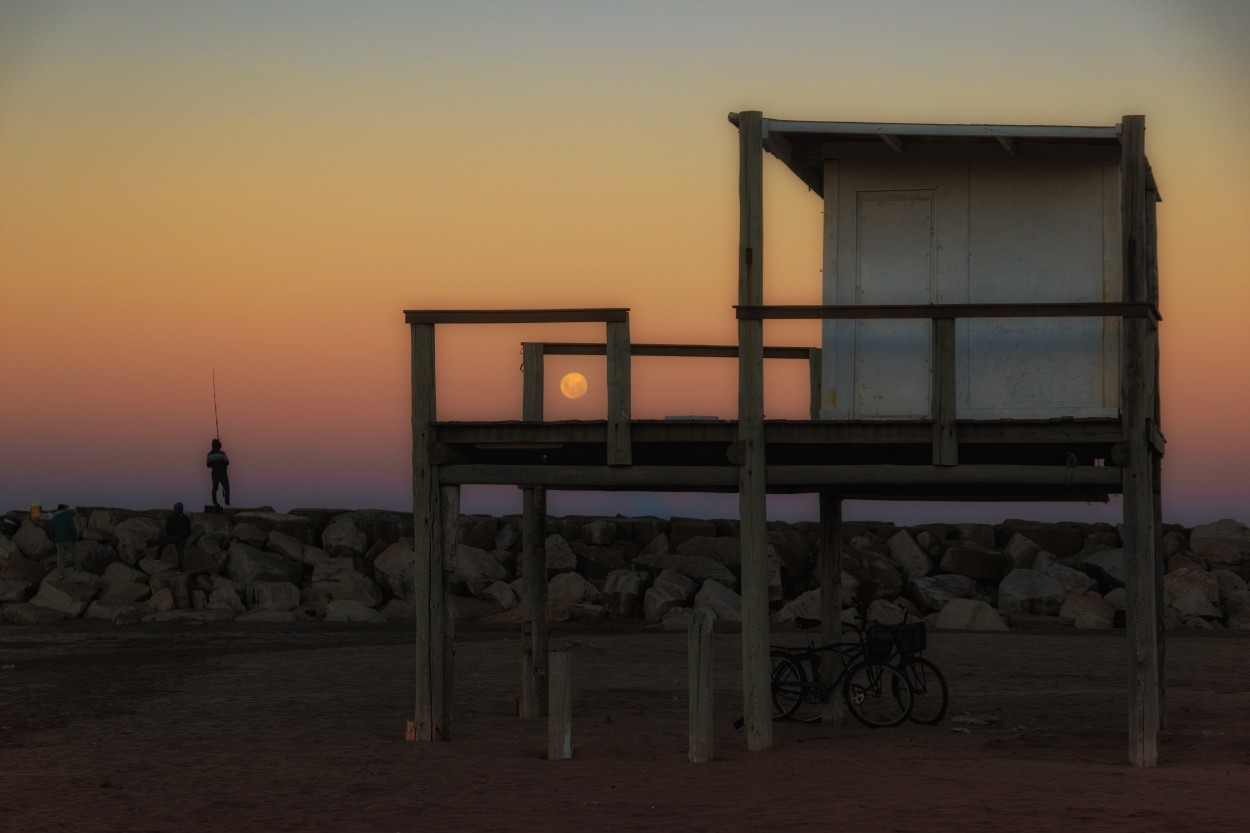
559 372 588 399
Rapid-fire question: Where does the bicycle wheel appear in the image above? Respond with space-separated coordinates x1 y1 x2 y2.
770 651 806 721
843 662 913 728
895 657 948 725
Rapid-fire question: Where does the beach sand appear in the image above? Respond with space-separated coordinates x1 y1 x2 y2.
1 620 1247 832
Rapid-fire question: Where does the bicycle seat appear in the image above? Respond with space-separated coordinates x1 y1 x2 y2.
794 617 822 630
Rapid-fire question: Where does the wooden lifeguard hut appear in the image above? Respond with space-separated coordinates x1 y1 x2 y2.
404 112 1163 766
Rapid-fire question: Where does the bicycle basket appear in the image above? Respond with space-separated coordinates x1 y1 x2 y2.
894 622 927 655
865 625 895 664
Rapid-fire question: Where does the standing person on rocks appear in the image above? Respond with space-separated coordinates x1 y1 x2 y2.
207 438 230 508
154 502 192 572
50 504 79 579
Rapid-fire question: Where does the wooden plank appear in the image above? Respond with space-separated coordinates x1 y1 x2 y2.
547 651 572 760
437 462 1123 489
411 323 443 741
736 109 772 753
536 342 813 360
521 486 548 718
1120 113 1160 768
931 318 957 465
522 343 544 422
437 484 459 740
818 493 844 726
606 320 632 466
752 116 1121 141
404 308 628 325
736 302 1161 322
808 348 822 421
687 608 715 763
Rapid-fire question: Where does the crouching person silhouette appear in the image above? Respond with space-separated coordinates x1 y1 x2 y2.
154 502 192 572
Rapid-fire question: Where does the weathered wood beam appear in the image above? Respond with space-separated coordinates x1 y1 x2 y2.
522 343 544 423
1120 113 1160 768
534 342 814 360
751 116 1120 141
404 308 628 325
521 486 548 717
411 323 447 741
737 302 1161 322
606 320 632 466
818 493 844 726
808 348 822 421
687 608 714 763
737 109 772 753
437 463 1123 489
931 318 957 465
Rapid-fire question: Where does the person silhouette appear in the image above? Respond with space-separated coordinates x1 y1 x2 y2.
207 439 230 507
154 502 192 571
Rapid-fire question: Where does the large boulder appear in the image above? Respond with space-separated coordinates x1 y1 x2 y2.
571 544 628 580
907 574 980 612
72 541 117 575
86 509 123 533
225 542 302 586
939 543 1006 582
1081 548 1126 590
30 573 101 618
772 589 823 624
581 520 617 546
1060 590 1118 627
373 539 416 600
934 598 1007 631
669 518 716 549
207 576 247 615
0 579 33 604
947 523 996 549
0 533 18 561
1002 523 1084 558
1036 556 1098 594
1003 534 1042 571
312 557 373 583
248 581 300 611
458 515 498 551
479 581 516 610
266 531 306 563
642 569 697 621
548 572 601 605
113 517 161 565
603 569 647 618
1189 520 1250 579
1163 563 1220 605
454 543 509 590
693 579 742 623
998 569 1066 616
322 514 368 557
632 552 737 590
230 522 268 547
14 520 55 559
301 575 385 613
886 529 932 580
1170 590 1221 620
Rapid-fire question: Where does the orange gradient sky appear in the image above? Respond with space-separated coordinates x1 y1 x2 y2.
2 1 1248 525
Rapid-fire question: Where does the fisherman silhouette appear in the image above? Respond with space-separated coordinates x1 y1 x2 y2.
207 439 230 508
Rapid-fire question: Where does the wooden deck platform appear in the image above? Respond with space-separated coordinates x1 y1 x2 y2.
431 417 1124 499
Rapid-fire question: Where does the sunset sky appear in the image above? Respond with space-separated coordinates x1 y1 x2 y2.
2 1 1247 526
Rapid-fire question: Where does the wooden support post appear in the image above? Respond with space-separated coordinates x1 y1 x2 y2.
818 492 844 725
688 608 714 763
931 317 957 466
411 323 449 741
437 484 459 740
736 109 772 752
521 486 549 717
808 348 822 421
606 319 632 465
522 342 544 421
1120 114 1160 768
1147 180 1166 734
547 650 572 760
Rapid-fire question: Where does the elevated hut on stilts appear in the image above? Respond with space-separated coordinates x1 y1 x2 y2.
405 111 1164 766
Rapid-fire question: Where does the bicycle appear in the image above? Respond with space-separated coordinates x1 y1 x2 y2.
769 616 914 728
882 614 949 725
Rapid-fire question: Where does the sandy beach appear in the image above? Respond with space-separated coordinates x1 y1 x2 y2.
1 620 1247 833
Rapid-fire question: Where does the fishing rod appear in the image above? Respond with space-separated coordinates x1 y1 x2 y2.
212 368 221 440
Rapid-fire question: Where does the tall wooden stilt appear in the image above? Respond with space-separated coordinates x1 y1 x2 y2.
606 319 632 466
522 486 549 717
412 322 449 741
736 109 772 752
818 492 844 725
1120 114 1160 767
438 484 459 739
521 342 549 717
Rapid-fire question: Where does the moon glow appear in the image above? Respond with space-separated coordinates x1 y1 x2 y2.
559 372 588 399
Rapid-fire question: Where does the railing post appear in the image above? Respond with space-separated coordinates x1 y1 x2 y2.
931 317 957 465
808 348 823 421
548 650 573 760
606 318 632 465
688 608 714 763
